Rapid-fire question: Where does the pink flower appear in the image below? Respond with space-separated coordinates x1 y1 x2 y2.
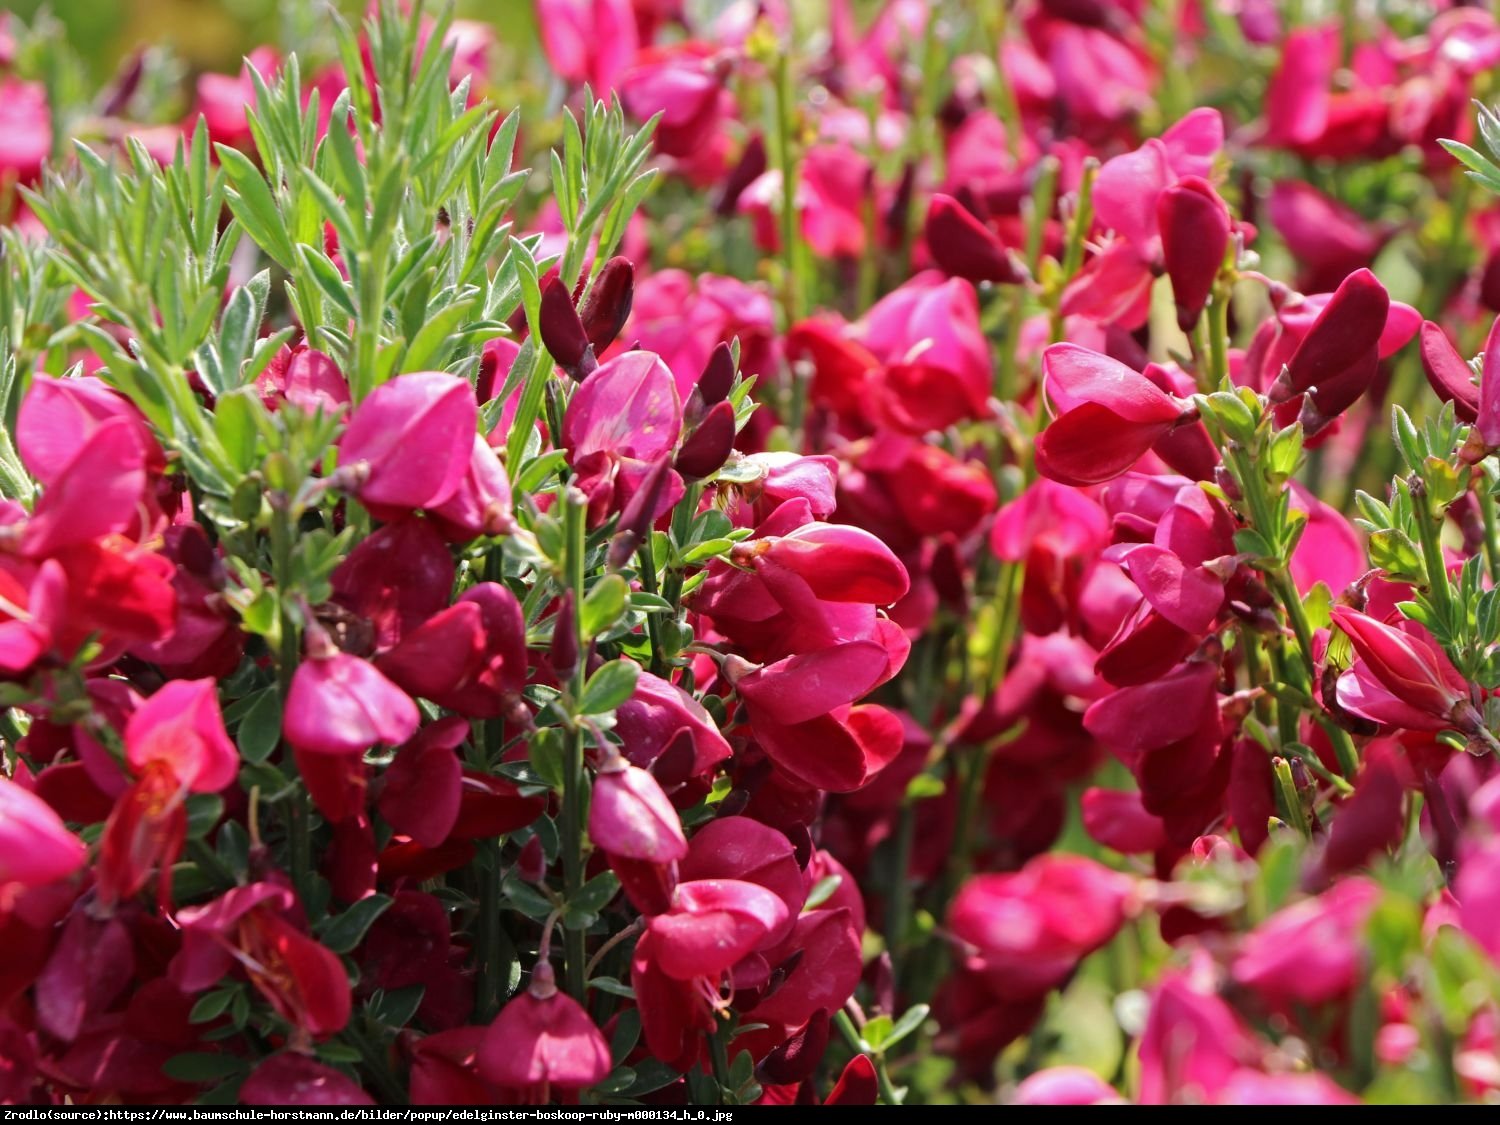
949 854 1133 999
284 630 420 755
0 776 86 887
1138 965 1261 1105
1331 606 1473 732
535 0 638 94
477 964 611 1097
588 758 689 863
0 78 51 184
337 372 478 515
124 678 238 793
1012 1066 1119 1105
1231 879 1382 1007
1034 345 1194 486
240 1054 373 1106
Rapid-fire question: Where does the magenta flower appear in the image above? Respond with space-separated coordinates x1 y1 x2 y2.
1034 344 1194 486
588 757 689 863
240 1054 373 1107
1231 879 1382 1007
0 776 86 887
284 629 420 755
1331 606 1473 732
337 372 478 515
949 854 1133 1000
1013 1067 1119 1106
924 193 1026 286
123 678 238 793
477 964 611 1098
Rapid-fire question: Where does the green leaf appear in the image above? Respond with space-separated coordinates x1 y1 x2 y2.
581 574 629 639
401 298 476 375
318 894 394 954
581 660 640 716
1233 527 1275 562
591 977 639 1001
188 987 238 1025
882 1004 931 1053
369 984 425 1028
237 688 283 765
185 794 224 840
162 1053 248 1084
621 1058 682 1097
803 874 842 911
571 871 620 917
213 388 263 475
216 145 297 270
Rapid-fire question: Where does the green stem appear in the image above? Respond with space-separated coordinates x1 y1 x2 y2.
1207 287 1230 389
637 536 669 680
884 802 916 983
1273 757 1310 839
1412 491 1457 630
560 490 590 1003
709 1026 732 1104
269 498 311 905
1480 476 1500 586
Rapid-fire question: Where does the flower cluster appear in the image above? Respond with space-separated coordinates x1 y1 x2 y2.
6 0 1500 1108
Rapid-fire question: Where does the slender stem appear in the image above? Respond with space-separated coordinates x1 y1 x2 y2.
1207 287 1230 388
884 802 916 983
583 916 643 980
1480 477 1500 585
269 498 311 905
1412 491 1456 630
709 1025 732 1104
345 1020 408 1106
1273 757 1310 839
560 490 590 1003
637 537 669 680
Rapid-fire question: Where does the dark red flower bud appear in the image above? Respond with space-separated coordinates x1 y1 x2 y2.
517 836 547 884
761 1010 831 1085
697 341 736 406
1270 268 1389 419
539 275 595 379
675 400 736 480
1419 320 1479 421
924 193 1027 286
550 591 579 679
1158 178 1231 332
716 133 767 215
578 256 634 355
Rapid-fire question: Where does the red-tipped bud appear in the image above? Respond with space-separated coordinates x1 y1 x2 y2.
549 591 579 680
675 400 736 480
697 340 737 406
578 256 635 355
1270 268 1389 419
539 275 595 379
924 193 1027 286
1420 320 1480 421
1158 178 1230 332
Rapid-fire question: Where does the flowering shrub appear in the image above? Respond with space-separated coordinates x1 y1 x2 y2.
10 0 1500 1107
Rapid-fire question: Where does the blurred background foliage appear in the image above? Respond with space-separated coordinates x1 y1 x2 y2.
4 0 539 79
